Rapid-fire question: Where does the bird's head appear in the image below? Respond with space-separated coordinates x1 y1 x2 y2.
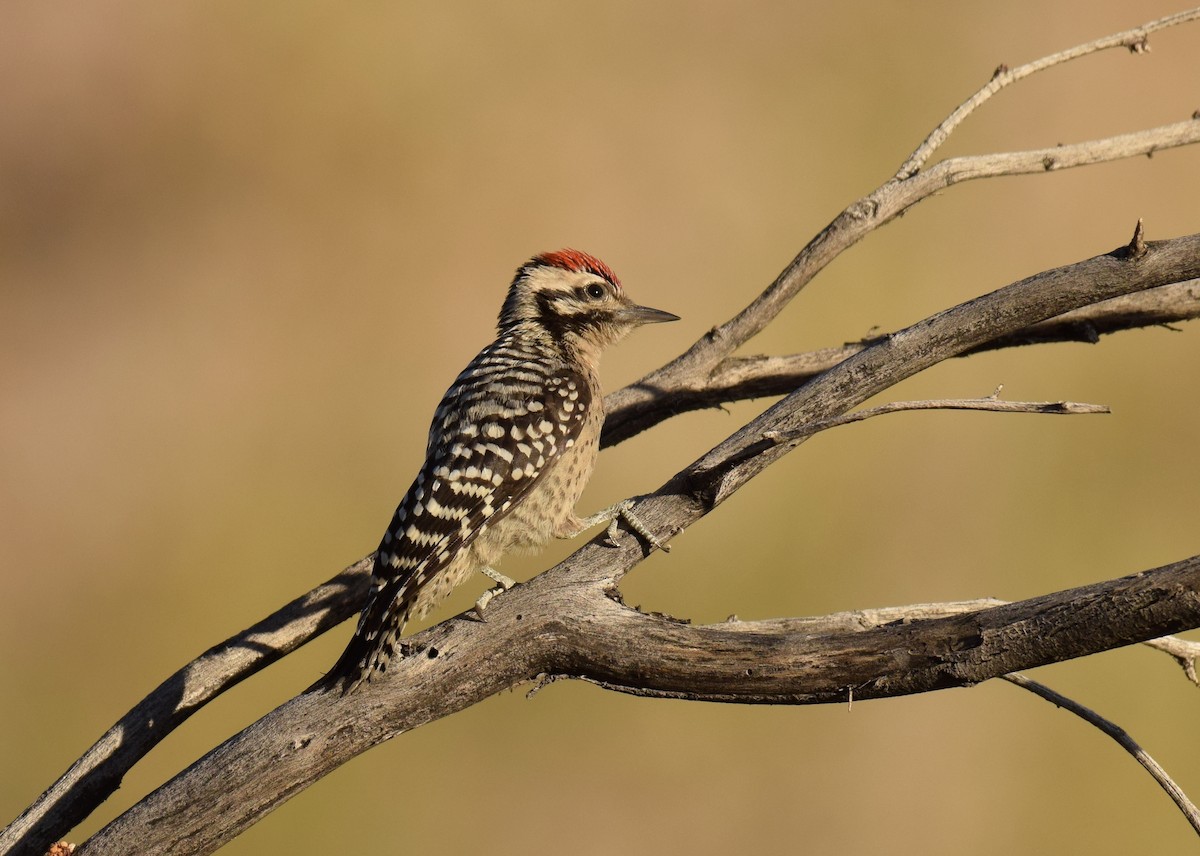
499 249 678 365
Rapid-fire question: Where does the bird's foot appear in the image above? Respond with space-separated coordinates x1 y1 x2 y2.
574 499 671 552
473 567 517 621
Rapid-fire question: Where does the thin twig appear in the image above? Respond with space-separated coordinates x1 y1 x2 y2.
1003 673 1200 836
896 7 1200 179
925 121 1200 184
1144 636 1200 686
762 394 1109 447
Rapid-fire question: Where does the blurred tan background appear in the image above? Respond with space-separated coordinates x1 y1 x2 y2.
2 2 1199 853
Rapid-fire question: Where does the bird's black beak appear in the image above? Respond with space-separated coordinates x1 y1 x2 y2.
619 304 680 326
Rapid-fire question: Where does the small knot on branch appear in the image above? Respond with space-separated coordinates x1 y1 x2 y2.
991 63 1009 80
1072 321 1101 345
847 198 880 221
1125 34 1151 54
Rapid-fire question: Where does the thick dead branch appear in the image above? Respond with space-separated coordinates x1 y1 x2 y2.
77 553 1200 854
68 227 1200 856
673 232 1200 513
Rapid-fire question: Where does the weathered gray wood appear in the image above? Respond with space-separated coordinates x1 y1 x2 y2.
6 8 1200 850
74 231 1200 856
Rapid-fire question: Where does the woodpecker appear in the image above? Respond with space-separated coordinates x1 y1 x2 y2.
328 250 678 691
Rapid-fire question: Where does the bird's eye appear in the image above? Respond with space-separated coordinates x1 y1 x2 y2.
585 284 605 300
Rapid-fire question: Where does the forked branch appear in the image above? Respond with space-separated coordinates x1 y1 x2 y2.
896 7 1200 178
5 9 1200 856
72 229 1200 856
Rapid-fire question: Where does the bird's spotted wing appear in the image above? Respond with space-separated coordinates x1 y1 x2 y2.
329 355 592 689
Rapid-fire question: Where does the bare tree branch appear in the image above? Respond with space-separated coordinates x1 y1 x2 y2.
766 392 1110 442
12 226 1199 856
6 10 1200 855
1144 636 1200 686
671 230 1199 514
68 227 1200 856
608 118 1200 446
896 8 1200 178
75 550 1200 854
1002 674 1200 835
10 247 1197 856
602 279 1200 445
0 559 372 856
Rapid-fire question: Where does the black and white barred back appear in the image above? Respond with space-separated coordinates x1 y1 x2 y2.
328 250 677 691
